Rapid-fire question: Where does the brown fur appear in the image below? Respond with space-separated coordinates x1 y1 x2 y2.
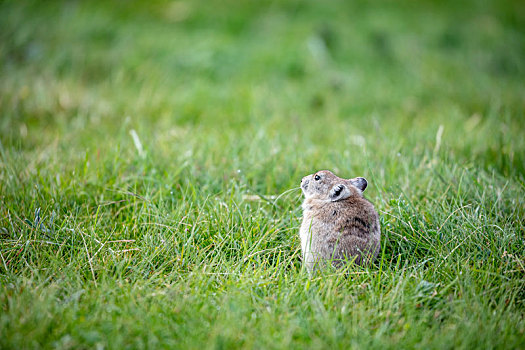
299 170 380 272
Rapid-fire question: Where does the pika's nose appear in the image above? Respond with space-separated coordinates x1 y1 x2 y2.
301 177 310 189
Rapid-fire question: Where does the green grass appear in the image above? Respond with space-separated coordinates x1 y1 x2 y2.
1 0 524 348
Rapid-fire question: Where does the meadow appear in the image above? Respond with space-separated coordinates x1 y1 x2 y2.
1 0 524 348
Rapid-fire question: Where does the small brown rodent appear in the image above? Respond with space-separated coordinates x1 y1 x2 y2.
299 170 380 272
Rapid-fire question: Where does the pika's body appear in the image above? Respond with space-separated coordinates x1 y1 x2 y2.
299 170 380 272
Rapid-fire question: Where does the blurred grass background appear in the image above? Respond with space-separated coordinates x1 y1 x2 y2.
1 0 524 348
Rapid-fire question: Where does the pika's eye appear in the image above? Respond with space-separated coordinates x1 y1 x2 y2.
314 175 321 181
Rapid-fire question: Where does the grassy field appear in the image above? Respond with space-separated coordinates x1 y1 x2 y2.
1 0 524 348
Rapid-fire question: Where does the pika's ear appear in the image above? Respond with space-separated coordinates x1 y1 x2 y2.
329 184 350 202
350 177 367 192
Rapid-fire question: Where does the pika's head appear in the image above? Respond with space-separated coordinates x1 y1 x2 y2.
300 170 367 201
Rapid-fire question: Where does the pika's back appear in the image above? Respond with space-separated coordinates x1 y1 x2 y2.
299 170 380 272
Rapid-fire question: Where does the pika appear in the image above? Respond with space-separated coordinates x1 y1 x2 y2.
299 170 380 272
